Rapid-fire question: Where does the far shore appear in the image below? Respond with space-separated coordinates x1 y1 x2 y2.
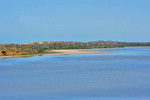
0 48 115 59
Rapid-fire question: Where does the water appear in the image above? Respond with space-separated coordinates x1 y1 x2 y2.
0 47 150 100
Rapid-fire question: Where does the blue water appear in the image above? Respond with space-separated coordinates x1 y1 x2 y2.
0 47 150 100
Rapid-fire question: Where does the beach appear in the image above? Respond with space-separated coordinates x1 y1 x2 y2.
0 48 109 59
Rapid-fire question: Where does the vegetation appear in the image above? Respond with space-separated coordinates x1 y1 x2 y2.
0 41 150 56
1 51 7 55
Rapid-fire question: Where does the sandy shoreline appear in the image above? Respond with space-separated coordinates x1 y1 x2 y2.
0 48 113 59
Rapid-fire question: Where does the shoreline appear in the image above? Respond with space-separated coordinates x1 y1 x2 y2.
0 46 149 59
0 48 111 59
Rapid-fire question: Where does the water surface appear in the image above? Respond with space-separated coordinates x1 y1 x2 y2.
0 47 150 100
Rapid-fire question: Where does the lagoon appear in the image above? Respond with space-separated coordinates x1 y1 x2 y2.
0 47 150 100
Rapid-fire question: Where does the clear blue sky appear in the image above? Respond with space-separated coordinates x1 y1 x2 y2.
0 0 150 44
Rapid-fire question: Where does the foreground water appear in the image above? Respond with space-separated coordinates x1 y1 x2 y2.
0 47 150 100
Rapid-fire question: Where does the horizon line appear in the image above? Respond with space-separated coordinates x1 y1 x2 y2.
1 40 150 45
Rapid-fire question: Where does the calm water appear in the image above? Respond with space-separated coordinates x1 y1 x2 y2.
0 47 150 100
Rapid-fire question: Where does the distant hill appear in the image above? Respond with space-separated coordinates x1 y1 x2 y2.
0 41 150 55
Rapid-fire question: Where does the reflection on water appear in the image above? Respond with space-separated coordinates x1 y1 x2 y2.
0 47 150 100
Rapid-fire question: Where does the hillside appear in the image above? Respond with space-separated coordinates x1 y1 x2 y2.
0 41 150 56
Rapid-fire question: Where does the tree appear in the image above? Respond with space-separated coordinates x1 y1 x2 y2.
38 49 43 53
1 51 7 55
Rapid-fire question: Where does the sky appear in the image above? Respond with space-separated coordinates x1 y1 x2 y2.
0 0 150 44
